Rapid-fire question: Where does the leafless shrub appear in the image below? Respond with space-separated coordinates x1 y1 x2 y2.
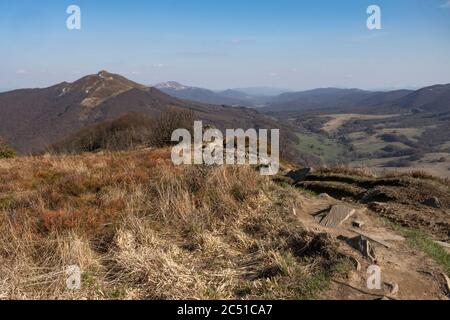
148 108 195 147
50 113 154 154
0 137 16 158
50 109 195 154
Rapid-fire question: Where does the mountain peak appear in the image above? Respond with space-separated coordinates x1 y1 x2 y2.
63 71 147 108
97 70 111 76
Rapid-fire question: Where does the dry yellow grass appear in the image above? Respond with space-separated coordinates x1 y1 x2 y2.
0 149 344 300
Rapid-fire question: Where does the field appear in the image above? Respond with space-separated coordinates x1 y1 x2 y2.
0 148 348 299
321 114 400 134
376 152 450 178
0 148 449 300
295 133 348 164
288 113 450 178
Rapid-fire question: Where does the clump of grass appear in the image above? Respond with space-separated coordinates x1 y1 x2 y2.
0 148 346 299
383 170 449 187
316 165 375 178
0 150 16 159
252 252 352 300
387 221 450 276
400 228 450 276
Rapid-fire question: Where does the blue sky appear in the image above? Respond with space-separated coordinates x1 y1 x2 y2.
1 0 449 90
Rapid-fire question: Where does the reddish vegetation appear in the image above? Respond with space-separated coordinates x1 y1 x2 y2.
0 148 345 299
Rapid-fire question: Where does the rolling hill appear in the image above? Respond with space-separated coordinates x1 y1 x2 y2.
395 84 450 113
154 81 267 107
0 71 289 154
264 88 413 113
263 84 450 114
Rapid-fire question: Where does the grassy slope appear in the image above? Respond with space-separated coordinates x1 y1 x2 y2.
0 149 345 299
396 227 450 276
295 133 348 163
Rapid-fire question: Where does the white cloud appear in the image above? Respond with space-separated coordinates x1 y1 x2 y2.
16 69 27 74
440 1 450 8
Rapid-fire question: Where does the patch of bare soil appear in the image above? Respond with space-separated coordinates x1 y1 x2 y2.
289 171 450 240
321 114 399 134
290 193 448 300
275 167 450 300
369 202 449 240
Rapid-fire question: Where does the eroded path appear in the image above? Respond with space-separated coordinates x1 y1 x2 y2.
289 181 449 300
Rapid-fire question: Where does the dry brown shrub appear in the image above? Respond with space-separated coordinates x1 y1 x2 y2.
0 149 344 300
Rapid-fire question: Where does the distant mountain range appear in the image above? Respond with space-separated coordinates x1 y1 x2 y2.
1 70 448 156
0 71 284 154
154 81 450 114
394 84 450 113
263 88 411 113
232 87 291 97
154 81 268 107
263 85 450 114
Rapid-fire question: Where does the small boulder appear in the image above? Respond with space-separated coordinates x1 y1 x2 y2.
362 187 395 203
422 196 441 209
346 235 376 263
286 168 313 183
318 193 333 200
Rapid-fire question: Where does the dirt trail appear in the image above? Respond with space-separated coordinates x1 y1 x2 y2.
294 173 450 239
294 194 449 300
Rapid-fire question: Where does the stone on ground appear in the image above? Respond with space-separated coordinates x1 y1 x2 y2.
346 235 377 263
318 193 333 200
286 168 313 183
423 196 441 208
316 204 355 228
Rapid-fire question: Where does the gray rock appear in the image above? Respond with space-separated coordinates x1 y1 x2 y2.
315 205 355 228
346 235 376 263
422 196 441 208
362 187 395 203
286 168 313 183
